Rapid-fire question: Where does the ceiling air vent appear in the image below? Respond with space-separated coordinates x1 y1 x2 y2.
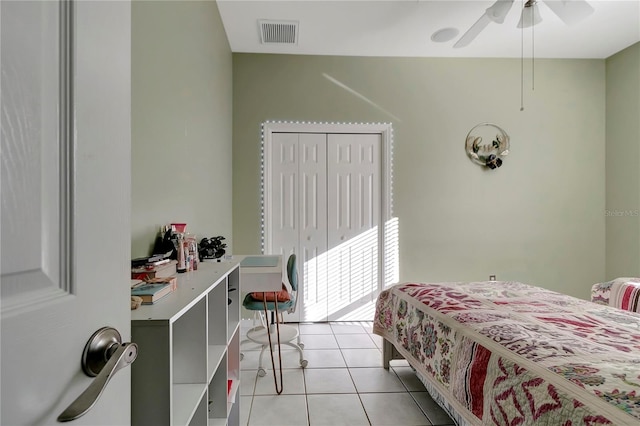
259 20 298 45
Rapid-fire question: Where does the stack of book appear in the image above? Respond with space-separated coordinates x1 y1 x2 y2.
131 259 177 281
130 276 177 305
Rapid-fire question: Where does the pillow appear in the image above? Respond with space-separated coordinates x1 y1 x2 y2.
250 283 291 302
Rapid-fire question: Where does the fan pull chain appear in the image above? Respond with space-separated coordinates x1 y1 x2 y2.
520 0 525 111
531 8 535 91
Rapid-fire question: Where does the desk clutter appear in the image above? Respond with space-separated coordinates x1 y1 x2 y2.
130 258 178 309
147 222 228 272
131 259 177 280
130 223 231 308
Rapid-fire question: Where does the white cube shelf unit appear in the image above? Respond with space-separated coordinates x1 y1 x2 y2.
131 261 241 426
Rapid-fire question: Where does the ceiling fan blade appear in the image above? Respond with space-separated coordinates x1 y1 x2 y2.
486 0 516 24
454 0 514 48
454 13 492 48
542 0 594 25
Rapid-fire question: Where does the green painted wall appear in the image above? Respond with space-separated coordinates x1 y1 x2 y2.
131 1 233 258
232 54 606 300
128 4 635 299
606 42 640 279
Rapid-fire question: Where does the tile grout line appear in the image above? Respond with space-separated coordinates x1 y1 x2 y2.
343 339 374 426
244 321 442 425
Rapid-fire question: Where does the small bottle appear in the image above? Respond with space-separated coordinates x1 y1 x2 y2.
176 234 187 273
185 241 191 271
186 241 193 271
192 241 198 270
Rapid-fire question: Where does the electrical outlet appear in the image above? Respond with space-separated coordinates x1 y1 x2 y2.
489 275 496 281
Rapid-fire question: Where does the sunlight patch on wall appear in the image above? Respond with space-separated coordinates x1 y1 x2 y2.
322 73 402 122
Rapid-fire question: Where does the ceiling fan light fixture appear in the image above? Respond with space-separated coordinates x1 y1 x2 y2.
517 0 542 28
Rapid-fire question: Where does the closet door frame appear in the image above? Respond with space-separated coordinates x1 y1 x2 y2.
261 122 394 320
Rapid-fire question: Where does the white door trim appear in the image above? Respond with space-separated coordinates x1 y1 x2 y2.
261 121 394 319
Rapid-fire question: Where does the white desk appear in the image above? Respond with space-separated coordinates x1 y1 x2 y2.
233 254 283 292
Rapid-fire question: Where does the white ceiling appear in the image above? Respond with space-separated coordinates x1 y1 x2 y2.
217 0 640 59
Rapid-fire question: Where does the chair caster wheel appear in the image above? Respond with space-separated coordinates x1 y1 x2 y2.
257 368 267 377
240 353 244 361
300 359 308 368
299 343 305 349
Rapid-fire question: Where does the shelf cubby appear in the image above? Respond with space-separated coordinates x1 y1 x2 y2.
208 352 227 424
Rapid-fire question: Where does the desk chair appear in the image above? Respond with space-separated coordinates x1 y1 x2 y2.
241 253 307 377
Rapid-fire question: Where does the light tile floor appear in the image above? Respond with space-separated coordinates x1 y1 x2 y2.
239 321 455 426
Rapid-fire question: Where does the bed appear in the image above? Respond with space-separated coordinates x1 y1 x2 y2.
373 281 640 425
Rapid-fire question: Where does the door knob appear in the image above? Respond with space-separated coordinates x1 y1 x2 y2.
57 327 138 422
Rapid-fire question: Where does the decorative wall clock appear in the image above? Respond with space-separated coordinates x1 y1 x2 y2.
465 123 510 169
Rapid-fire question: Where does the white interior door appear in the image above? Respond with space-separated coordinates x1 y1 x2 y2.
326 134 381 321
1 1 132 424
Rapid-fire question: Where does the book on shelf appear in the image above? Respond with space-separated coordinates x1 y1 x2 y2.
144 276 177 291
130 281 174 305
131 259 177 280
131 253 169 268
147 258 171 267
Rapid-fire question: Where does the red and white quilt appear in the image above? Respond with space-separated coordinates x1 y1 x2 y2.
373 281 640 425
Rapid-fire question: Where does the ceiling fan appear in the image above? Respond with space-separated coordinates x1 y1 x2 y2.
454 0 595 48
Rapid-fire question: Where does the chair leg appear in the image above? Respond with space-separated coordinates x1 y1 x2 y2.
281 341 308 368
275 313 305 351
296 333 304 349
244 312 309 374
239 338 249 361
257 344 268 377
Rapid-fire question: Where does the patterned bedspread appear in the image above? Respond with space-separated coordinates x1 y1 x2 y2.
373 281 640 426
591 277 640 313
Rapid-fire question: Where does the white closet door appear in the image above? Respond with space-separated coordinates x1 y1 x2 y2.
267 131 383 322
270 133 328 321
298 134 328 321
326 134 381 321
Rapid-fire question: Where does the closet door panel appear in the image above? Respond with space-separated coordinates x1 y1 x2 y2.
298 134 328 321
269 133 299 258
327 134 381 320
